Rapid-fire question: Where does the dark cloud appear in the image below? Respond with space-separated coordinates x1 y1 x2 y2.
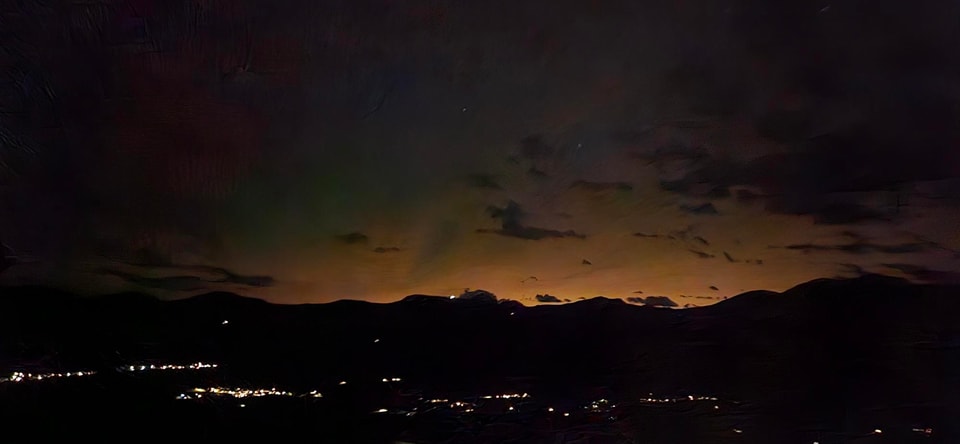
735 189 765 202
632 290 644 294
100 269 211 292
664 124 960 222
813 204 886 225
459 289 498 303
660 180 730 199
679 203 718 215
373 247 401 253
723 251 737 263
841 230 865 240
570 181 633 192
626 297 644 304
535 294 562 303
102 262 277 289
336 232 369 244
780 241 930 255
519 135 554 160
688 249 715 259
468 174 502 190
582 259 592 265
527 167 548 178
624 135 709 166
655 86 960 222
693 236 710 246
882 263 960 284
521 276 539 283
217 271 276 288
837 263 867 278
638 296 678 308
766 201 889 225
480 201 586 240
633 232 661 238
911 234 960 258
476 227 586 240
669 225 694 240
709 285 718 291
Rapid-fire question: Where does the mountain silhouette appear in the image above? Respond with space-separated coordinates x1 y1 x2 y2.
1 275 958 442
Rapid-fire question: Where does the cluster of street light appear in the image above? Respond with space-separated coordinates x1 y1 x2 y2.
1 370 95 384
1 361 217 386
584 398 616 412
120 362 218 373
0 365 939 439
176 386 324 400
177 387 294 400
637 393 719 404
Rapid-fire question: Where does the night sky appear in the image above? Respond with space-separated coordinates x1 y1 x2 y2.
1 0 958 304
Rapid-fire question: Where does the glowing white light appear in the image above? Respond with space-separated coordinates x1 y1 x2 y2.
449 295 456 299
548 407 554 412
375 408 388 413
373 338 380 343
508 406 514 411
873 429 882 434
563 412 570 417
733 429 742 434
222 320 229 325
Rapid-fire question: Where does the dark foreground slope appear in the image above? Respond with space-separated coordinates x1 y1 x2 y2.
0 275 957 443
